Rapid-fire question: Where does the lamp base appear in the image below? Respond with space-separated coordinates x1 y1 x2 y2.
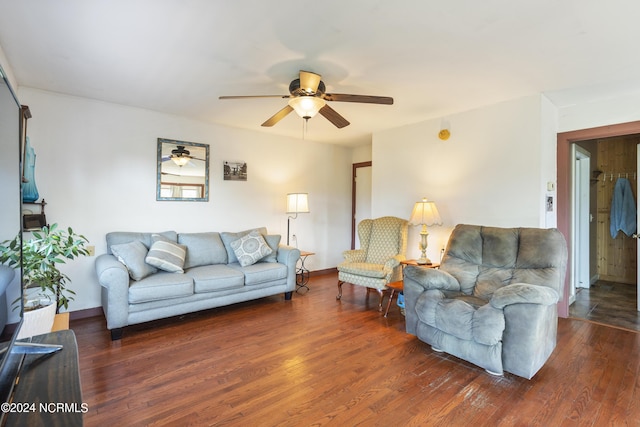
416 257 432 265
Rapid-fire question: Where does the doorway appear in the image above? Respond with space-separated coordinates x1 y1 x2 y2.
558 125 640 329
351 162 372 249
572 145 591 303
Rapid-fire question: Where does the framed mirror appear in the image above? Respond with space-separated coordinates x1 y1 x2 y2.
157 138 209 201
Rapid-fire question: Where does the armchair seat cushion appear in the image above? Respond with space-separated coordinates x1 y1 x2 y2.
416 291 505 346
337 262 387 279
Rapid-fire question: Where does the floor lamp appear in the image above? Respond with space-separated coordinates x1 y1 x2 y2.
409 197 442 265
286 193 309 245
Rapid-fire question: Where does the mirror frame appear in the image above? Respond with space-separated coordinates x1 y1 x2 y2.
156 138 209 202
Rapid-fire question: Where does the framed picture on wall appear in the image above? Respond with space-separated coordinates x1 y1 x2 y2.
223 161 247 181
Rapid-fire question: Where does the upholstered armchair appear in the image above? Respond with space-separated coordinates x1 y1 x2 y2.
337 216 408 310
404 224 567 379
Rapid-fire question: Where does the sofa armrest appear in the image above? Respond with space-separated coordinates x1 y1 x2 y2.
495 283 561 379
277 245 301 292
403 266 461 292
403 266 460 335
383 254 405 271
342 249 365 263
95 254 130 330
490 283 559 309
95 254 128 288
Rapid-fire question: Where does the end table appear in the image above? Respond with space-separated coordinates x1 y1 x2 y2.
384 260 440 317
296 251 315 293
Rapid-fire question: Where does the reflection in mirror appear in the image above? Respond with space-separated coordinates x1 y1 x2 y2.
157 138 209 201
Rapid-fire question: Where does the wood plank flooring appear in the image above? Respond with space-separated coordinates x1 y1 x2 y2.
570 280 640 332
73 272 640 426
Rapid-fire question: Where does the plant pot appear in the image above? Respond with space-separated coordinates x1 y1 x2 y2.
17 300 56 339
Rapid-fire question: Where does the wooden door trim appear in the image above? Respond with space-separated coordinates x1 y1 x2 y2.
557 120 640 317
352 161 372 249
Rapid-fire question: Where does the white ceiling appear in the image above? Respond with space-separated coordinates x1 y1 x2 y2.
2 0 640 147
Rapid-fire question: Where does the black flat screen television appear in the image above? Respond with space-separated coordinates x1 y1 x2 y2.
0 63 25 409
0 65 63 421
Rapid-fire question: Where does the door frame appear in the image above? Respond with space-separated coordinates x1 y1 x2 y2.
571 145 591 298
351 161 372 249
557 120 640 317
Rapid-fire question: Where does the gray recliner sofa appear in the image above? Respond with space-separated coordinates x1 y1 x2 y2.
404 224 567 379
96 228 300 340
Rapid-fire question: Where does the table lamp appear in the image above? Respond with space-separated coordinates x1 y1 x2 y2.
409 198 442 264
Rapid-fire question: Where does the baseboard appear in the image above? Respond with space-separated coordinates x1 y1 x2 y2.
1 306 103 338
590 274 599 285
311 267 337 276
68 306 103 321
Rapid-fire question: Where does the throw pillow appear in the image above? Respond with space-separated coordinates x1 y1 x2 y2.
221 227 268 264
230 230 273 267
111 240 157 281
260 234 281 263
145 235 187 273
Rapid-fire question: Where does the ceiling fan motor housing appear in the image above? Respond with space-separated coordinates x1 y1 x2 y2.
172 145 190 157
289 78 326 97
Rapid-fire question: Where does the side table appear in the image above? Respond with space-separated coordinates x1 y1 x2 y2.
4 330 84 426
384 280 404 317
384 261 440 317
296 251 315 293
401 260 440 269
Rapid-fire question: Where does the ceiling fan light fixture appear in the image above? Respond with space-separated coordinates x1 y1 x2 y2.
171 155 191 167
288 96 326 119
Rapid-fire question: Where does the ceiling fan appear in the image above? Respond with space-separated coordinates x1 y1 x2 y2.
162 145 205 167
219 70 393 128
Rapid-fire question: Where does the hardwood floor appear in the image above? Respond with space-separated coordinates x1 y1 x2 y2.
569 280 640 332
73 272 640 426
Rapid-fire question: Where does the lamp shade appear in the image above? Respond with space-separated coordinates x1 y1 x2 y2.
286 193 310 214
409 198 442 226
288 96 326 119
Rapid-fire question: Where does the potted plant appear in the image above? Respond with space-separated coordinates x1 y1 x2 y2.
0 223 90 316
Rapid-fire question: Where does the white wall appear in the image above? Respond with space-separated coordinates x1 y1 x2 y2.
351 144 372 164
558 92 640 133
7 88 352 321
371 95 558 263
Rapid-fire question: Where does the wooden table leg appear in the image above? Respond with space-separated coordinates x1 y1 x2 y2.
384 290 396 317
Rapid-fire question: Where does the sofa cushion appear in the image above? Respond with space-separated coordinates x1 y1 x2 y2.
178 232 227 268
145 235 187 273
261 234 281 263
230 230 273 267
111 240 157 281
106 231 177 254
228 262 287 286
186 264 245 293
128 271 194 303
220 227 268 264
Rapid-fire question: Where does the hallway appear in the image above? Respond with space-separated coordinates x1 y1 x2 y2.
569 281 640 332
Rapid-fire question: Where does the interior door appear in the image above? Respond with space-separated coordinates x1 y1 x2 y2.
571 145 591 307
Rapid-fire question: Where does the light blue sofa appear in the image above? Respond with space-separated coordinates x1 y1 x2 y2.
95 228 300 340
